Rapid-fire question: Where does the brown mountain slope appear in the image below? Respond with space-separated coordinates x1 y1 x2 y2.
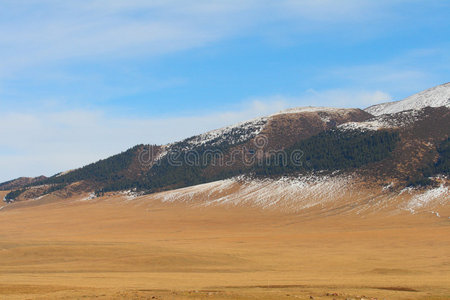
201 108 372 178
0 176 47 191
357 106 449 182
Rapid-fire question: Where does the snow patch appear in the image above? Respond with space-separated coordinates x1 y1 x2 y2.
179 117 268 150
121 190 144 200
339 108 424 131
338 120 387 131
272 106 356 116
80 193 96 201
406 184 449 212
32 195 44 201
431 211 441 218
382 182 395 191
399 186 414 195
366 82 450 116
153 174 354 211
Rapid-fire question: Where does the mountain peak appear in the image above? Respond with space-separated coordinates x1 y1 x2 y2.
365 82 450 116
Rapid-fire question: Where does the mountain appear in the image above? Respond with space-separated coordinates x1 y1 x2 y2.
365 82 450 116
1 84 449 208
2 107 373 200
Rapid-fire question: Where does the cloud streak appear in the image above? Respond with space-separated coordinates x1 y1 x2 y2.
320 45 450 97
0 0 401 75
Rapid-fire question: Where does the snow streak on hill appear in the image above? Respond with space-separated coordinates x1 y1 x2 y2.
338 108 425 131
149 174 355 211
271 106 349 115
365 82 450 116
175 116 268 150
129 175 450 216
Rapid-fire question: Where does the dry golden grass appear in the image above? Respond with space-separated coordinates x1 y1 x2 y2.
0 192 449 299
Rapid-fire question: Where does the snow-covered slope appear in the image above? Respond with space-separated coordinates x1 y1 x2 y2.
173 116 269 150
365 82 450 116
338 108 425 131
128 175 450 215
148 174 357 212
271 106 350 115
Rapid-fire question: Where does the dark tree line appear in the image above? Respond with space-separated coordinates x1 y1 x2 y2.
42 145 142 185
411 137 450 187
255 129 400 175
4 189 26 203
139 129 400 193
434 137 450 175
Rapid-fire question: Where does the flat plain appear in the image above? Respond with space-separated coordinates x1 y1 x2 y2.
0 190 449 300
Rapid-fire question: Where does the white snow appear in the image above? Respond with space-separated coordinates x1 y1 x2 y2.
366 82 450 116
155 145 168 160
319 114 332 123
272 106 352 115
431 211 441 218
80 192 96 201
338 120 387 131
371 108 422 127
152 174 354 211
170 116 269 150
339 108 425 131
121 190 144 200
382 182 395 191
399 186 414 195
406 184 449 212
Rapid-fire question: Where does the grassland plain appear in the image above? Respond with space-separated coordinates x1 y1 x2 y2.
0 190 449 299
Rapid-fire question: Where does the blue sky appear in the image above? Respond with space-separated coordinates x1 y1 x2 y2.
0 0 449 182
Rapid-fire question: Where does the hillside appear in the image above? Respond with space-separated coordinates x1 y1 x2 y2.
0 176 47 191
1 84 449 206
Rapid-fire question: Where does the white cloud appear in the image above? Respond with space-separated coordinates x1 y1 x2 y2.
328 65 431 95
0 0 400 76
277 0 392 22
311 45 450 99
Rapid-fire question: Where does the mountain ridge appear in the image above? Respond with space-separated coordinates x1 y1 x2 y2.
365 82 450 116
2 84 449 207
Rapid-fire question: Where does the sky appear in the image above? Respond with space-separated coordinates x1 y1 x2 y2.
0 0 449 182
